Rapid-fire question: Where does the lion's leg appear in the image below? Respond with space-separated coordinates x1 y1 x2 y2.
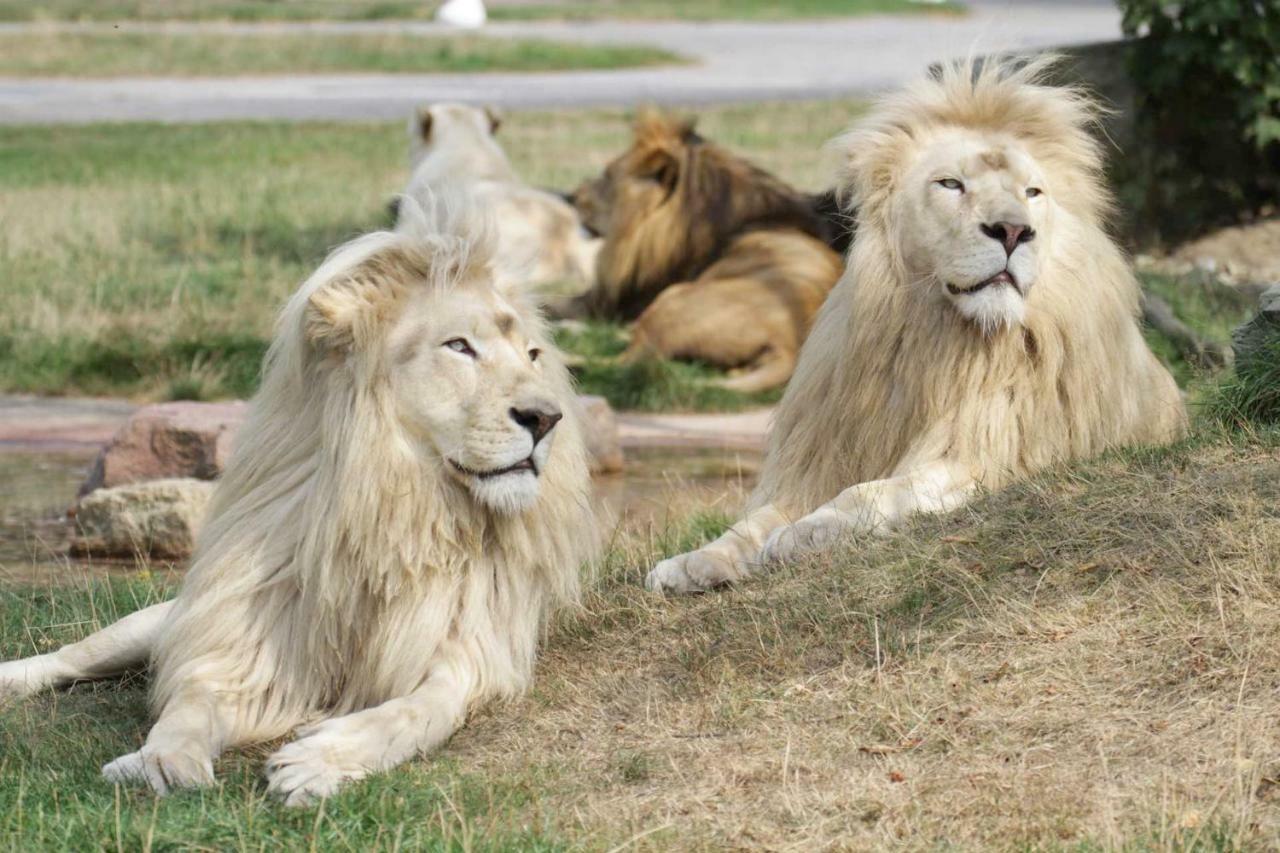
264 658 474 807
647 503 792 594
0 601 171 701
762 460 975 564
718 348 797 394
102 681 239 794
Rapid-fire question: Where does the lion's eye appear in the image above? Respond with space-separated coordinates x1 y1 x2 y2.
936 178 964 192
1026 187 1043 198
444 338 477 358
528 348 541 363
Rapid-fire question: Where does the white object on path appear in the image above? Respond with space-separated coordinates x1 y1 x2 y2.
435 0 487 28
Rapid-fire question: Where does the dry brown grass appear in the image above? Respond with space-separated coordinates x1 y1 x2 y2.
446 434 1280 849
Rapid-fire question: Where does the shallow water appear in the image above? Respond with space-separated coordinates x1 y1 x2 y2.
0 445 759 585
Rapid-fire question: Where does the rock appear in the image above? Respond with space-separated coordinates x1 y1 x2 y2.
78 401 248 498
578 395 624 474
69 478 215 560
1232 283 1280 368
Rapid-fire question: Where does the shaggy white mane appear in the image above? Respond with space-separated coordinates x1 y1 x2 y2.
646 59 1186 594
153 193 596 727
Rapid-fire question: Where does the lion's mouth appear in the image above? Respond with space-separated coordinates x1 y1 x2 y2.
947 270 1017 296
450 458 538 480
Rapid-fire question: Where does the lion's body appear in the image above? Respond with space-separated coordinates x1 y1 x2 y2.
648 60 1186 594
626 229 845 393
569 113 843 391
1 194 597 804
401 104 599 291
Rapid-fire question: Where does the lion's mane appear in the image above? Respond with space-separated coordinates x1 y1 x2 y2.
582 111 835 319
150 197 596 737
753 59 1186 517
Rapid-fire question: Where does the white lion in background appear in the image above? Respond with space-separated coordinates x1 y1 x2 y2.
0 192 598 805
648 58 1188 594
400 103 600 292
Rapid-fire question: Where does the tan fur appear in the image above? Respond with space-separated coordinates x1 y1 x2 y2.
401 103 600 291
0 193 598 805
568 111 841 389
625 230 845 393
648 59 1187 594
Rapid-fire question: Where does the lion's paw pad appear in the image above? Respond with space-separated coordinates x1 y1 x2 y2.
102 745 214 795
265 736 366 808
646 550 739 594
762 511 850 564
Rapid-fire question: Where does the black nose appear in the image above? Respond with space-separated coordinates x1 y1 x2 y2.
981 221 1035 256
510 405 562 444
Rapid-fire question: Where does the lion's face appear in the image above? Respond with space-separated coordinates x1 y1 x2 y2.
572 142 674 241
384 281 562 516
408 103 503 171
897 129 1054 332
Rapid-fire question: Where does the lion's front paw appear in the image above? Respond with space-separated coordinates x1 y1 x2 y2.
646 549 745 594
762 509 852 564
0 655 61 703
102 743 215 795
265 723 369 808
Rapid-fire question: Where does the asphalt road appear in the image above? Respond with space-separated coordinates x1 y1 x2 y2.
0 3 1122 123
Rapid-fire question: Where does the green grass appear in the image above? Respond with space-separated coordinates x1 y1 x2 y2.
1139 271 1258 387
0 31 681 77
0 0 964 22
1208 334 1280 429
555 320 780 412
0 101 859 407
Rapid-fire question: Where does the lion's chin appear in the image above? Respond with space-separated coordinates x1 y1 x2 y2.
947 280 1026 334
466 471 541 516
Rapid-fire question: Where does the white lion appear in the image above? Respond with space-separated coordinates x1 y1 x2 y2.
648 58 1187 594
400 103 600 292
0 193 598 806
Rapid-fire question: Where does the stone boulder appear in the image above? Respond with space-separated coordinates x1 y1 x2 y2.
79 401 248 497
69 478 214 560
578 394 623 474
1232 284 1280 369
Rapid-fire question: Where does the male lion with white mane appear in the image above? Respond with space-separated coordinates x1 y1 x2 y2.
648 59 1187 594
0 194 597 805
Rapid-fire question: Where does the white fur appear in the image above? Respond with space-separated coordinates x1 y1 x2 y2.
648 59 1186 594
1 191 597 805
401 103 600 291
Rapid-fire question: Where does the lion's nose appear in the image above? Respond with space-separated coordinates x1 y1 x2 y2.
510 405 562 444
981 221 1035 256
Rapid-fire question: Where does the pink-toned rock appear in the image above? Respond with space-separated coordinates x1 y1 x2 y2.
579 394 624 474
78 401 248 498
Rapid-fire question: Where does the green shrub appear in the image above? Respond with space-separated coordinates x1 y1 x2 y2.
1117 0 1280 243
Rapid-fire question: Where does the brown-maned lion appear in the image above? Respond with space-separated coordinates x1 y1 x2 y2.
648 59 1187 593
0 192 598 805
568 111 845 393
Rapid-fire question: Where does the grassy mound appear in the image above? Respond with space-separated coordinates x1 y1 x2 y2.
4 429 1279 847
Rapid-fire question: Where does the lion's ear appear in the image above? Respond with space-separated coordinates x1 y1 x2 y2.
636 145 681 193
305 248 418 353
415 107 434 143
484 106 502 135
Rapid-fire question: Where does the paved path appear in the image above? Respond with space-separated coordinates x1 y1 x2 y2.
0 3 1121 123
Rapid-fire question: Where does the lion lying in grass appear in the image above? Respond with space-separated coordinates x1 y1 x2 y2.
649 59 1187 593
569 111 845 393
400 103 600 292
0 194 598 805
